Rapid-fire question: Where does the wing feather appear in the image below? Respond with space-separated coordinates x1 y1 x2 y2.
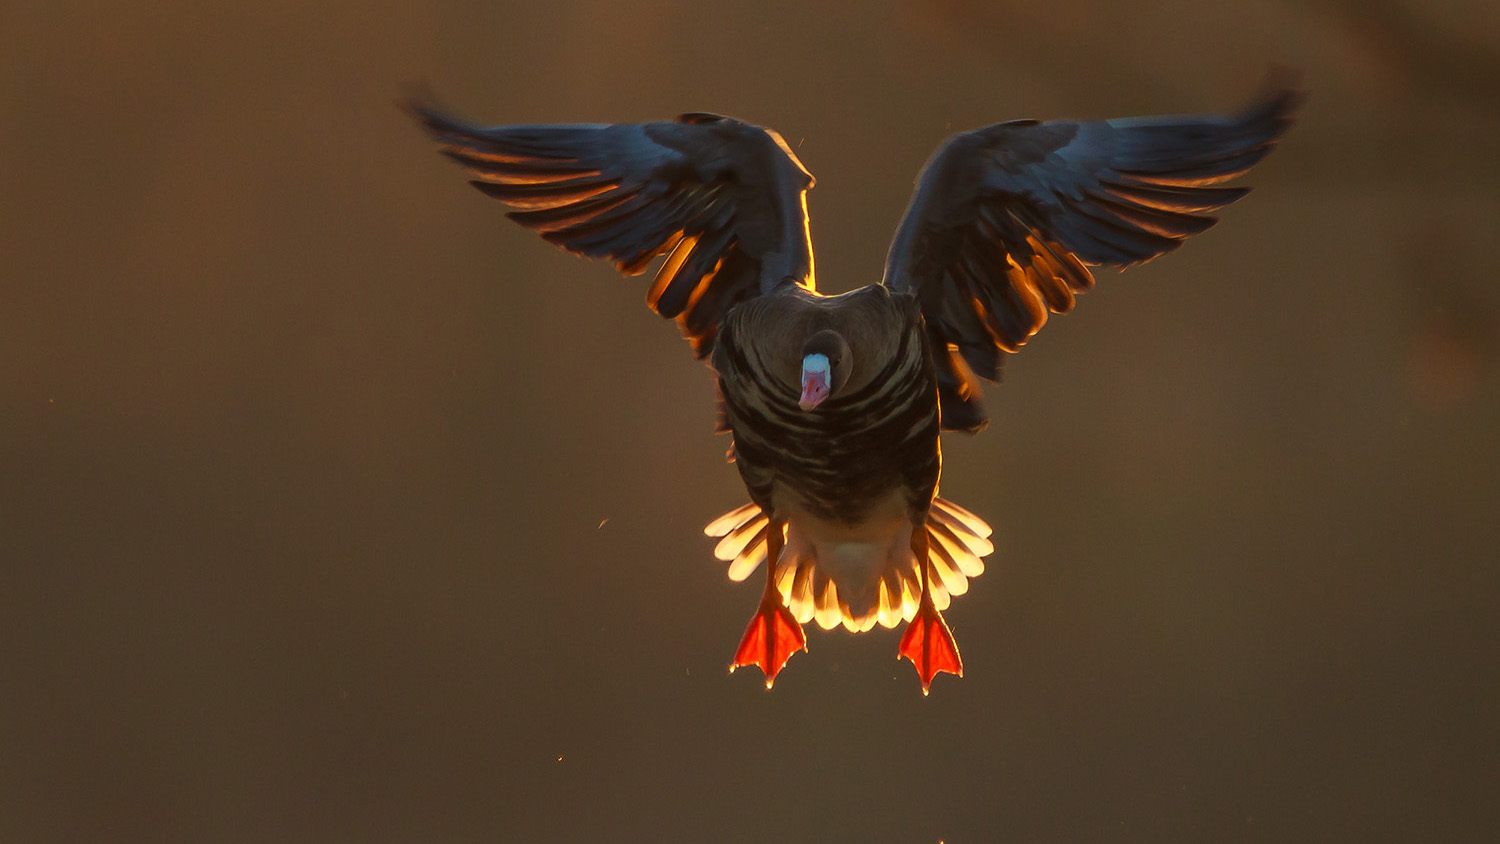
884 73 1303 431
409 102 816 358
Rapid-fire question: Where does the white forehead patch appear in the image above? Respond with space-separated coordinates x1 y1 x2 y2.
802 353 830 377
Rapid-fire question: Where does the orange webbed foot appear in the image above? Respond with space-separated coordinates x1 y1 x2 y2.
731 592 807 688
898 602 963 695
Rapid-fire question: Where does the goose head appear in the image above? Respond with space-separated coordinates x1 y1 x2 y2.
798 329 853 411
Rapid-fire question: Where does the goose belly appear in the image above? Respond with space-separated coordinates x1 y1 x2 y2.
780 485 917 616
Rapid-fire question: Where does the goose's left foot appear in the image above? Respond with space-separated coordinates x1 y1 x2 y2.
898 599 962 695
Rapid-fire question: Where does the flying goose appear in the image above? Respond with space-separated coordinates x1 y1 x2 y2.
407 76 1301 693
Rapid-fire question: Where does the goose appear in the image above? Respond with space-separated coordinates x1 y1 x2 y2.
407 76 1301 693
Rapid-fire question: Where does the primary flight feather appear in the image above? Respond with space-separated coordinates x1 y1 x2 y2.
407 75 1302 693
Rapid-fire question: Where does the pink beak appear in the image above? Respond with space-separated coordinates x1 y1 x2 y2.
799 353 831 411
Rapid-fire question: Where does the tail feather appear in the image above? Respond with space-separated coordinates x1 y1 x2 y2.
703 497 996 632
876 578 904 629
930 497 993 539
704 502 761 537
726 542 767 583
929 540 969 597
789 561 817 624
712 514 767 562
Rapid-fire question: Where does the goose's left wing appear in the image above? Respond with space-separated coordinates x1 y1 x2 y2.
408 101 815 359
884 76 1303 432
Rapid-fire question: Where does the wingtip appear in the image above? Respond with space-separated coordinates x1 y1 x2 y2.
1261 63 1308 97
1244 65 1310 126
398 82 472 141
397 79 438 120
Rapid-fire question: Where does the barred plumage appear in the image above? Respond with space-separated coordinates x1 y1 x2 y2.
715 288 940 524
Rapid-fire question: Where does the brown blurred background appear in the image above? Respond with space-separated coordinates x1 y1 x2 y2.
3 1 1498 841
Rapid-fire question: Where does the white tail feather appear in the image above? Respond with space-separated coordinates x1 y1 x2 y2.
703 497 995 631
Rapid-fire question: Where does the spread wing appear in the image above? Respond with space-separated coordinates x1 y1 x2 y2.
408 102 816 358
883 76 1304 432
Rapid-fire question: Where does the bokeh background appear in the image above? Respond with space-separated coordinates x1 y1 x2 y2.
4 1 1498 841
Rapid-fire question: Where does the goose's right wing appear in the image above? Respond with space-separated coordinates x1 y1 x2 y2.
408 102 816 359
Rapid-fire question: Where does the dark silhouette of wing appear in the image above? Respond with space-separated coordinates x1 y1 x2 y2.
884 75 1303 431
408 102 816 358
